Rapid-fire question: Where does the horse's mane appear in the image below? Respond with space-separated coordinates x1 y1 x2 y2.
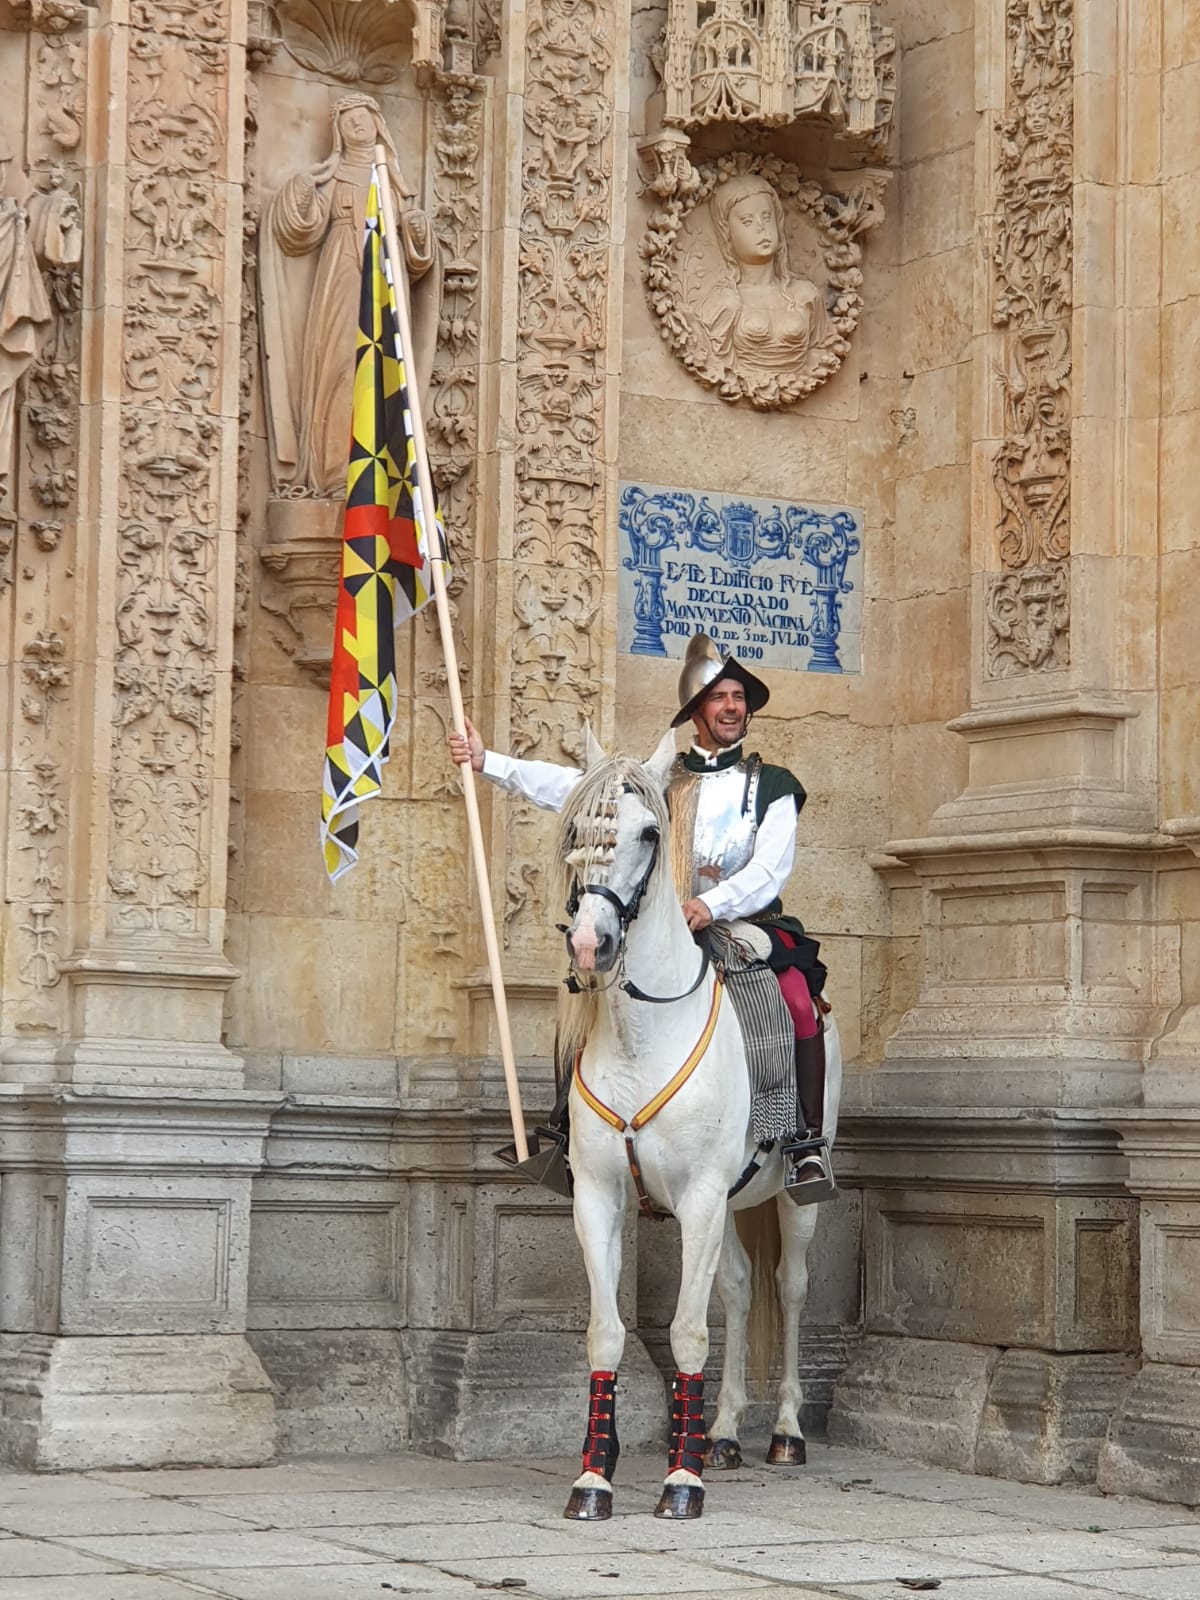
553 754 674 1068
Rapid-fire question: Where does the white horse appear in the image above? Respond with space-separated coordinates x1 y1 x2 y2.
555 731 841 1520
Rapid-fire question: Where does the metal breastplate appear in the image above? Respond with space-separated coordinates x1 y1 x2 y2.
667 758 760 899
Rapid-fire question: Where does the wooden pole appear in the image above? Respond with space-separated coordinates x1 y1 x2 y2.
374 149 528 1163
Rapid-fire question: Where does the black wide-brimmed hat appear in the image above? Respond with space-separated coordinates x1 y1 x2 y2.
670 633 771 729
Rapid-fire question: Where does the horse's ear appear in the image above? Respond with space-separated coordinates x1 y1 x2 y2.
583 722 607 769
643 726 678 789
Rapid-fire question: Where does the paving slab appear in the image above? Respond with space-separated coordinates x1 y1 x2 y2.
90 1464 362 1498
1068 1569 1200 1599
306 1518 619 1561
900 1529 1197 1574
173 1564 488 1599
437 1549 780 1597
682 1537 1001 1586
54 1529 389 1570
0 1580 225 1600
0 1498 259 1539
173 1488 574 1530
0 1537 120 1578
836 1582 1147 1600
0 1473 154 1506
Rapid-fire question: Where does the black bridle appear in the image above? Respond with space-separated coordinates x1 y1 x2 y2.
558 824 710 1005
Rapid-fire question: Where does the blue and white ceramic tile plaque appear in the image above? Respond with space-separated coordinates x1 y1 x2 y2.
617 481 864 675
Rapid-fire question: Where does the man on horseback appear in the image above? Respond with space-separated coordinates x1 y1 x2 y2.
448 631 834 1201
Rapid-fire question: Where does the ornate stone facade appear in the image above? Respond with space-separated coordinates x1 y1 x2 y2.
0 0 1195 1511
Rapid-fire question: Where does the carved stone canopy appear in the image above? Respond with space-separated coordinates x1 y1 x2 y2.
269 0 451 84
655 0 895 149
641 150 888 409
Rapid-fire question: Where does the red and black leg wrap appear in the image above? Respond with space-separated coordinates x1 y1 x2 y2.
580 1370 620 1482
668 1371 706 1476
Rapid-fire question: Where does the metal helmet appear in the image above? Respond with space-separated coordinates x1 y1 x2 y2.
671 632 770 729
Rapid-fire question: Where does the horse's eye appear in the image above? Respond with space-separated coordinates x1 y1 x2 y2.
641 825 660 845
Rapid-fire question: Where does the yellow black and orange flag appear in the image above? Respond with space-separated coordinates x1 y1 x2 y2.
320 168 444 881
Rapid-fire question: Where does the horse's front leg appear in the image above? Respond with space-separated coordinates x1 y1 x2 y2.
707 1212 750 1470
767 1191 818 1466
656 1186 728 1519
564 1174 626 1521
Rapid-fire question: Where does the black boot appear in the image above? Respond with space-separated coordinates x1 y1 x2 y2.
782 1022 835 1205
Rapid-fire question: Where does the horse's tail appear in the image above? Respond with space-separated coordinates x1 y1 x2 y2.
735 1201 781 1395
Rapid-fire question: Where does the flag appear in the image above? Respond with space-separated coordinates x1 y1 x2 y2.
320 166 445 882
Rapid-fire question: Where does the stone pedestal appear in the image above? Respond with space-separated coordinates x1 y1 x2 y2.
0 1086 278 1469
830 1109 1139 1484
1097 1112 1200 1507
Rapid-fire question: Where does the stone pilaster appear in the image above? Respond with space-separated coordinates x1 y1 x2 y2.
0 0 276 1470
880 0 1168 1068
56 0 247 1088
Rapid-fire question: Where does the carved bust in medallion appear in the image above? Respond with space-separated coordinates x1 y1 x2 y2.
641 153 888 410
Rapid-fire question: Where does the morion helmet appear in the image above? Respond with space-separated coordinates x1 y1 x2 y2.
671 633 771 729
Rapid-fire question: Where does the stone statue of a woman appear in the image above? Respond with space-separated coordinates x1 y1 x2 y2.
259 93 440 498
698 171 834 383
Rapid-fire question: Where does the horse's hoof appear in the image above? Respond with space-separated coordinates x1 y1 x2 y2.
766 1433 806 1466
704 1436 743 1471
654 1483 705 1518
564 1485 613 1520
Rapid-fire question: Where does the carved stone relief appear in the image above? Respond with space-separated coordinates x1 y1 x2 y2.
985 564 1069 678
655 0 895 148
255 88 443 678
259 92 439 500
276 0 414 84
642 152 887 410
3 2 88 1046
987 0 1073 677
505 0 618 937
103 0 234 937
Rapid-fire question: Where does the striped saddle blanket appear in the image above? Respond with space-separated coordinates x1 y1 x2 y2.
706 922 795 1144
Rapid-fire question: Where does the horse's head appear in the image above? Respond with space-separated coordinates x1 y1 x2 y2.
556 728 677 975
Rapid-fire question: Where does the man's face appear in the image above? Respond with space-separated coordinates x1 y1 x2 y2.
691 679 748 752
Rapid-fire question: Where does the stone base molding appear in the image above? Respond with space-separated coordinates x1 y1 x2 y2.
0 1334 275 1471
248 1330 409 1457
404 1329 666 1460
1098 1362 1200 1507
831 1336 1137 1486
830 1107 1140 1484
1090 1111 1200 1507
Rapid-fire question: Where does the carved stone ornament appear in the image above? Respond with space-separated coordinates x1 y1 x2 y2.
986 563 1069 678
655 0 895 149
642 151 887 409
11 0 91 33
992 0 1072 573
274 0 452 82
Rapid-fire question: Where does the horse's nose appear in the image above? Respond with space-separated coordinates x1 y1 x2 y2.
593 929 615 972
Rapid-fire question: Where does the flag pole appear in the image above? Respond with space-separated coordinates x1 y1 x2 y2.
374 149 529 1164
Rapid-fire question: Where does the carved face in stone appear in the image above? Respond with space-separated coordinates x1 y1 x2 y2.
711 174 785 273
725 190 779 267
338 101 378 153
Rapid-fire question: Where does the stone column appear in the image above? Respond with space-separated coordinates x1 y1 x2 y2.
0 0 275 1469
835 0 1184 1482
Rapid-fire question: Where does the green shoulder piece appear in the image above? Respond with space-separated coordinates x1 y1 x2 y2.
751 758 806 824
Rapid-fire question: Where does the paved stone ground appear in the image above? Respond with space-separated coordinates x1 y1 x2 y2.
0 1440 1197 1600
